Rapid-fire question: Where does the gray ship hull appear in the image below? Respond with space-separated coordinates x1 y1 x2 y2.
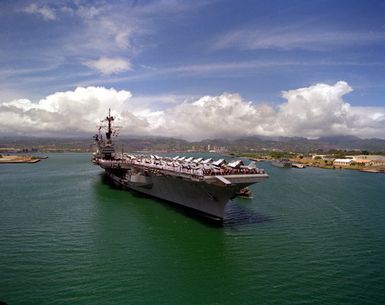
106 166 262 220
106 170 252 220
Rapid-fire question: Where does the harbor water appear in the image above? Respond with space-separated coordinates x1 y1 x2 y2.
1 153 385 304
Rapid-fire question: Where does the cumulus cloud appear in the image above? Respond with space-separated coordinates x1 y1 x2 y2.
1 82 384 139
84 57 132 75
154 93 276 139
145 81 368 140
23 3 56 21
0 87 134 135
277 81 353 137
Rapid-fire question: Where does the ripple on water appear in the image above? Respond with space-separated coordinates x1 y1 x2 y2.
1 154 385 305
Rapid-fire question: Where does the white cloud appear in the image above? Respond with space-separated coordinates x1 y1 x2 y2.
213 27 385 51
277 81 353 137
24 3 56 21
1 82 384 139
0 87 134 135
76 5 100 20
84 57 132 75
146 81 375 140
115 30 132 49
154 93 273 139
62 4 143 58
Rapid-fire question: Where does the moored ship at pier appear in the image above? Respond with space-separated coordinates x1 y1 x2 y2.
92 110 268 221
271 158 292 168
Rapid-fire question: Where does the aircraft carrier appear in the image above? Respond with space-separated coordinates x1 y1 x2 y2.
92 110 269 221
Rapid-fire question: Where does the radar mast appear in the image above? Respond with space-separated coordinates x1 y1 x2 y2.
105 108 115 144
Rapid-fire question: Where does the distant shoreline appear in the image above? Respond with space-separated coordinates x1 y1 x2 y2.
0 155 46 164
253 157 385 174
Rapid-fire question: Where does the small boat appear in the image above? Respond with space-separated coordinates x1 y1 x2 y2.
236 187 253 198
360 169 380 173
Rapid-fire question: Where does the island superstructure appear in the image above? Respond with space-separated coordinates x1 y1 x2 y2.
92 110 269 221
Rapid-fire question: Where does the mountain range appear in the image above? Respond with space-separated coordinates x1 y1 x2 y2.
1 135 385 153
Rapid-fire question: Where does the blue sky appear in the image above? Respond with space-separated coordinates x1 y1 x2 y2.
0 0 385 139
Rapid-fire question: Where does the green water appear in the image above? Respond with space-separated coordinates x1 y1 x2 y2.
1 153 385 305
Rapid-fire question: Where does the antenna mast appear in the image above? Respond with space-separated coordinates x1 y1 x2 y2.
105 108 115 144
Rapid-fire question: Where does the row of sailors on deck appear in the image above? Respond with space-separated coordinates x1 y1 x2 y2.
118 154 265 176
